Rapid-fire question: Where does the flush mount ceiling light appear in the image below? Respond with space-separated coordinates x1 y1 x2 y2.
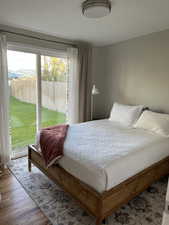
82 0 111 18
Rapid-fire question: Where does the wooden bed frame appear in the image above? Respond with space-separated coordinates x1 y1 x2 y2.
28 144 169 225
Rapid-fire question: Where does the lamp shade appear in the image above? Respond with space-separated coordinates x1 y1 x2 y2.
92 85 100 95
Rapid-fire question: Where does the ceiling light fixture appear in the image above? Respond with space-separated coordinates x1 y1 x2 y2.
82 0 111 18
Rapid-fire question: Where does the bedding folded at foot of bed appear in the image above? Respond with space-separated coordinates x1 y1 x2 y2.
38 124 69 168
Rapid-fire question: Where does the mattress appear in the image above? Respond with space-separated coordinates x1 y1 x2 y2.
58 119 169 193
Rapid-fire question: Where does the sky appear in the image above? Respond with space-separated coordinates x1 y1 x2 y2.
7 50 36 71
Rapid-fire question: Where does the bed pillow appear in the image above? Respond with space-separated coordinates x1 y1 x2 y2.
134 110 169 137
109 102 144 126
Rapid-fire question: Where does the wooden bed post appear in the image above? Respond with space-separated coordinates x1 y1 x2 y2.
96 197 104 225
28 145 32 172
96 217 103 225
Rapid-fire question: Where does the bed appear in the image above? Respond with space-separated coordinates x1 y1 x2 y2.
28 119 169 225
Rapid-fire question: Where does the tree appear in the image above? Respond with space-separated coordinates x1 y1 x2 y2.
42 56 67 82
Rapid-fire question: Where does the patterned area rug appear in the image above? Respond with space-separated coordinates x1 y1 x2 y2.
9 157 167 225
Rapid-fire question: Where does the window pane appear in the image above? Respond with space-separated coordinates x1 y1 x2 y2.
41 55 67 128
7 50 37 155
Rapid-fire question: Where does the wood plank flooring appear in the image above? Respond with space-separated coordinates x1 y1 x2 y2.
0 169 50 225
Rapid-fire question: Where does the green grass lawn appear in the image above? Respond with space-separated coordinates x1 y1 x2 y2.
10 96 66 150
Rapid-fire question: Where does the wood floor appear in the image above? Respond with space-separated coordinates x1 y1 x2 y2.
0 169 50 225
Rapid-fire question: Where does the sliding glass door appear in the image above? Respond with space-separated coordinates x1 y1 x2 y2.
7 48 68 158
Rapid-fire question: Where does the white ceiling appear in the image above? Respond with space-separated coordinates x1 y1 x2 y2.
0 0 169 46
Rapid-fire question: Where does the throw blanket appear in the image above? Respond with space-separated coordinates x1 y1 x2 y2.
39 124 69 168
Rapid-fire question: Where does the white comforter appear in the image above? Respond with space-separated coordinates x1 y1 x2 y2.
58 120 169 192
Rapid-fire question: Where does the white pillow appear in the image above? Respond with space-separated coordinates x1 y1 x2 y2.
109 102 144 126
134 110 169 137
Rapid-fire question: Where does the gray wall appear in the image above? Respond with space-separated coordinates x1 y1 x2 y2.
92 29 169 118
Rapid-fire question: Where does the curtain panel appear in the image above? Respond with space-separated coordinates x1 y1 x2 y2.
67 44 92 124
67 47 79 124
0 34 11 166
78 44 92 122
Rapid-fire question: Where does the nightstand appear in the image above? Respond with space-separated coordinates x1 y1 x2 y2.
92 117 107 120
162 178 169 225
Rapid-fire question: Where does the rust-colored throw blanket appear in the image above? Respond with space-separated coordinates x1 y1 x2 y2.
40 124 69 168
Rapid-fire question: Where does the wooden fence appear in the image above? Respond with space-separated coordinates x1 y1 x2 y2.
10 77 67 113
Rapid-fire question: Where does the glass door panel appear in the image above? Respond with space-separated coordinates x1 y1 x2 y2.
7 50 37 156
41 55 67 128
